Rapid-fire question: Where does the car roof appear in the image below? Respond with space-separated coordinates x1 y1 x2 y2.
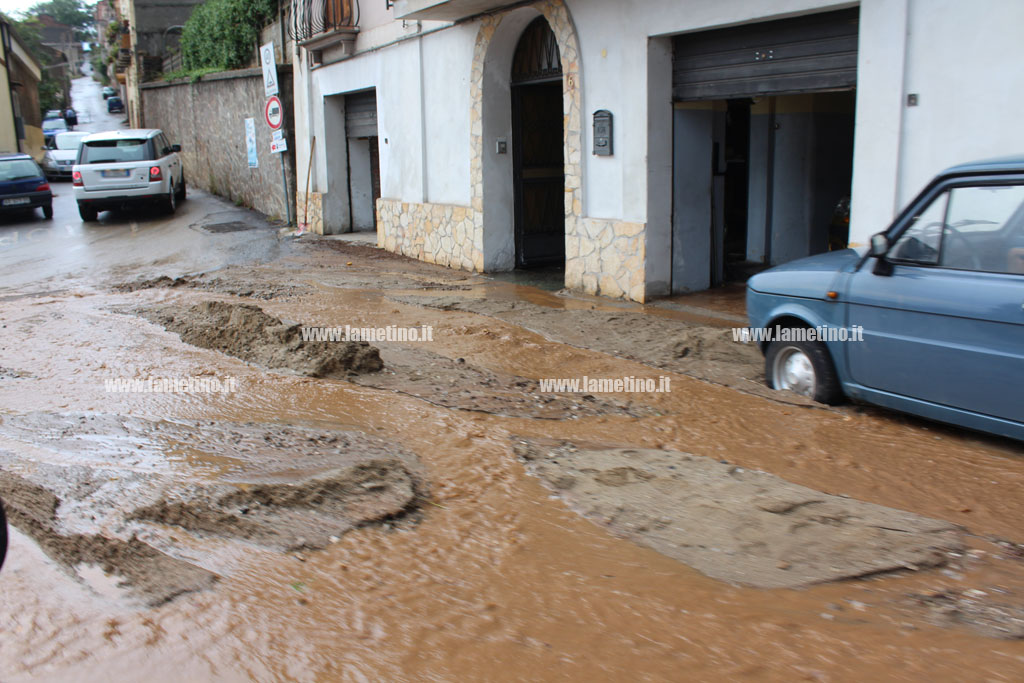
941 155 1024 177
80 129 162 143
0 153 34 161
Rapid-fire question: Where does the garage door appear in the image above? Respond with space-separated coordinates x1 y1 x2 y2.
345 90 378 138
672 8 858 101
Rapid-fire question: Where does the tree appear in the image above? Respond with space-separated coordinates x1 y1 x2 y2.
27 0 93 37
10 18 70 114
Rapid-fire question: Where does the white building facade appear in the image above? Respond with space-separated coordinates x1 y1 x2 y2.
290 0 1024 302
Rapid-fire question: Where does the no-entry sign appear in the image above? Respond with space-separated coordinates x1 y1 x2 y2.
265 96 284 130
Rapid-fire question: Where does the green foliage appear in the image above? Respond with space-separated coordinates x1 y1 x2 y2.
180 0 278 72
27 0 92 34
105 20 121 46
11 18 69 115
91 52 110 86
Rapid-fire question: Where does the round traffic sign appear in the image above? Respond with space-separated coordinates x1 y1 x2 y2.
265 96 284 130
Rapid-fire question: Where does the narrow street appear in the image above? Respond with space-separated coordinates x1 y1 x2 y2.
1 76 1023 681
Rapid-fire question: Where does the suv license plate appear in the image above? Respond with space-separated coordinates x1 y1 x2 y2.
101 169 130 178
3 197 30 206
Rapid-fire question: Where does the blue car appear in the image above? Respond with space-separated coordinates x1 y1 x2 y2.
746 156 1024 441
0 153 53 219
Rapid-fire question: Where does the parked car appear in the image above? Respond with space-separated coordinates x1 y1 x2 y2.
101 86 116 99
44 109 63 120
72 129 185 221
41 131 90 180
106 96 124 113
41 117 68 143
746 156 1024 441
0 153 53 219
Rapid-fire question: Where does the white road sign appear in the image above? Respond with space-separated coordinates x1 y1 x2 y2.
270 131 288 155
260 41 279 98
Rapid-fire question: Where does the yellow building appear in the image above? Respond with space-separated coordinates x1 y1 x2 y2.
1 20 44 160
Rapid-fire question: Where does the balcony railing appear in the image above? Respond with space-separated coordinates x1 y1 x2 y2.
291 0 356 42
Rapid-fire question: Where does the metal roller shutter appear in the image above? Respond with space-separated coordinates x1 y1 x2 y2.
345 90 378 138
672 8 858 101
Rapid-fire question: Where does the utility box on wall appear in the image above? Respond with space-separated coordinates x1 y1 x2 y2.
593 109 612 156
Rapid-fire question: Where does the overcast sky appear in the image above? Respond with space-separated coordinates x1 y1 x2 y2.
0 0 33 19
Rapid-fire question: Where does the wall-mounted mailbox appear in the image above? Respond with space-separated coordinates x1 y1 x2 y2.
593 109 612 156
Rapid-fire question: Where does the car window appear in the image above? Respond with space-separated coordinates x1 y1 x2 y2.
0 159 42 181
941 184 1024 274
55 133 88 150
80 139 151 164
890 191 948 265
157 134 170 156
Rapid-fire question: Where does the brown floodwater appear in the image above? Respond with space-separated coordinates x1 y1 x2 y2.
1 268 1023 682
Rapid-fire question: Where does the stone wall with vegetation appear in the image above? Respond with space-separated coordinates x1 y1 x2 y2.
141 67 296 221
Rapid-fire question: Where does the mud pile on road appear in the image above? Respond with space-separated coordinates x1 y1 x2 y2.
132 458 419 551
0 464 219 605
515 441 965 589
908 588 1024 639
0 413 426 604
354 345 658 420
115 273 307 300
387 294 774 400
143 300 383 378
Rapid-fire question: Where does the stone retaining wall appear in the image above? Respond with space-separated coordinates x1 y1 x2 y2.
141 68 296 221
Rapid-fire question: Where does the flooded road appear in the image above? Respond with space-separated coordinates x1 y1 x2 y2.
1 166 1024 680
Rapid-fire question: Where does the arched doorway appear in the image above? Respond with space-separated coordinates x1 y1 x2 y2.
510 17 564 268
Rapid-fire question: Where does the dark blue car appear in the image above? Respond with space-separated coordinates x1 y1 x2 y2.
747 156 1024 441
0 153 53 219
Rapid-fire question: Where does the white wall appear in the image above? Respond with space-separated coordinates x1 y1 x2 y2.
422 23 476 205
849 0 1024 244
897 0 1024 206
306 25 472 207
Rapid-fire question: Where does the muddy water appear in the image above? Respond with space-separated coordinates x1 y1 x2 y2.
1 276 1024 681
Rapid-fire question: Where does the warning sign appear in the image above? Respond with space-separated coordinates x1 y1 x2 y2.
260 41 278 98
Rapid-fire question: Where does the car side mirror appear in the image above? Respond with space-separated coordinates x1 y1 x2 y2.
170 144 181 153
870 233 895 276
869 233 889 257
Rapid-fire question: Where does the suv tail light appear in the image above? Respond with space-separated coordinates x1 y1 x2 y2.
72 171 83 187
35 182 50 192
149 166 163 181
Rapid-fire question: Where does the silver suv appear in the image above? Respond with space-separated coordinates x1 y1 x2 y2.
72 129 185 221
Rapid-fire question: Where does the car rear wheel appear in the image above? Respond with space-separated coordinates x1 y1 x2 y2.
175 175 186 201
78 203 98 222
164 185 177 215
42 204 53 219
765 339 843 404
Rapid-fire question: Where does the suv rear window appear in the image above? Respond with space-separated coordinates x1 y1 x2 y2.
80 139 153 164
